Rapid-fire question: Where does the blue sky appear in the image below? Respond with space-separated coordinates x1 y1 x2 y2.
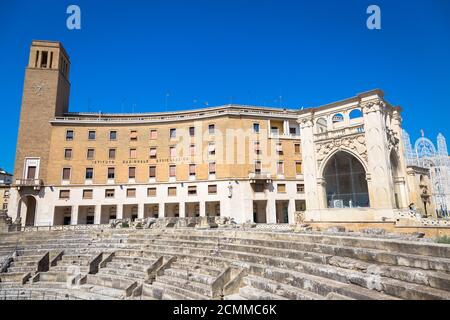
1 0 450 173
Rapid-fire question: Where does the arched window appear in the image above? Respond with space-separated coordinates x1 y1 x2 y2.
323 151 369 208
316 118 327 133
349 109 363 119
332 113 344 123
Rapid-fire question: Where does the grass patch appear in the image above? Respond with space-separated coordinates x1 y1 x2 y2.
436 235 450 244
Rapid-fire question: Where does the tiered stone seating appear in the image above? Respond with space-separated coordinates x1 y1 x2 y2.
0 226 449 300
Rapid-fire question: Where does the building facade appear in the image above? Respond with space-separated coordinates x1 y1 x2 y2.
8 40 429 227
0 168 13 214
403 131 450 217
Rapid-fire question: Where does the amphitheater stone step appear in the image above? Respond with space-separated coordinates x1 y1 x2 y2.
155 274 215 298
250 264 399 300
98 267 148 282
237 286 288 300
169 261 223 277
147 281 209 300
78 284 126 299
243 275 324 300
163 268 216 286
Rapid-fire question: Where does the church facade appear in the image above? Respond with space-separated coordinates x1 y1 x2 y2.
8 40 432 227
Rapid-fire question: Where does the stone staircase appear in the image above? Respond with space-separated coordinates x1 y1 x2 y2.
0 227 449 300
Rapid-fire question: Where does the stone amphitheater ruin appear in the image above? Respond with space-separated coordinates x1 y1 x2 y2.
1 216 450 300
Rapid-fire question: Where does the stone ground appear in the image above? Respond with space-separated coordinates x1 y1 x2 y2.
0 225 449 300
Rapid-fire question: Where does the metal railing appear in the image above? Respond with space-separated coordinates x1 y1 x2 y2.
14 179 43 187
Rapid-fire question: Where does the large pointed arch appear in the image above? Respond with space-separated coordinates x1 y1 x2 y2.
321 150 370 208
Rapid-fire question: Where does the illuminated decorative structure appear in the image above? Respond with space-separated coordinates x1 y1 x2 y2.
403 130 450 217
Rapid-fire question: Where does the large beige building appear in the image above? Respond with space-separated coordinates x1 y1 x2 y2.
8 40 428 227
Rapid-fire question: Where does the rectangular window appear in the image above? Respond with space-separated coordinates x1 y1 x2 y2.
88 131 96 140
150 147 157 159
170 146 176 158
169 165 176 178
85 168 94 180
108 148 116 159
150 129 158 140
289 127 297 135
209 162 216 175
41 51 48 68
255 161 262 174
208 185 217 195
129 167 136 179
66 130 74 141
64 149 72 159
188 186 197 196
277 162 284 175
147 187 157 197
190 144 195 157
82 189 93 199
126 188 136 198
109 131 117 140
208 143 216 155
208 124 215 134
149 166 156 178
253 123 260 133
107 167 115 179
189 164 196 176
189 127 195 136
62 168 71 180
170 128 176 139
297 184 305 193
295 161 302 175
168 187 177 196
276 142 283 154
277 184 286 193
130 148 137 159
130 130 138 141
27 166 36 179
254 141 261 154
87 148 95 159
294 143 301 154
105 189 115 198
59 190 70 199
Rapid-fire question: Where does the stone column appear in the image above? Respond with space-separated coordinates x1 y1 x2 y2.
137 203 144 219
288 199 296 224
199 201 206 217
179 202 185 218
71 205 78 225
116 204 123 219
94 205 101 225
298 116 321 211
266 199 277 223
361 98 395 210
159 203 165 218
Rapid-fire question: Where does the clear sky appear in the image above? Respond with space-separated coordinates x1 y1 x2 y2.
1 0 450 173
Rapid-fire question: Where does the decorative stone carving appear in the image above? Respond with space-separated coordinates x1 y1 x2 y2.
386 128 400 153
315 134 368 168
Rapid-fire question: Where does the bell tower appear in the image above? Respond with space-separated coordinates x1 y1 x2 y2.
14 40 71 184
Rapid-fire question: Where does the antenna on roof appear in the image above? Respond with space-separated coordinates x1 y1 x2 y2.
165 92 170 111
132 103 136 113
121 98 127 113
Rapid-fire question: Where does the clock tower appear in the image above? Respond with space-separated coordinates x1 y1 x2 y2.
14 40 71 184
